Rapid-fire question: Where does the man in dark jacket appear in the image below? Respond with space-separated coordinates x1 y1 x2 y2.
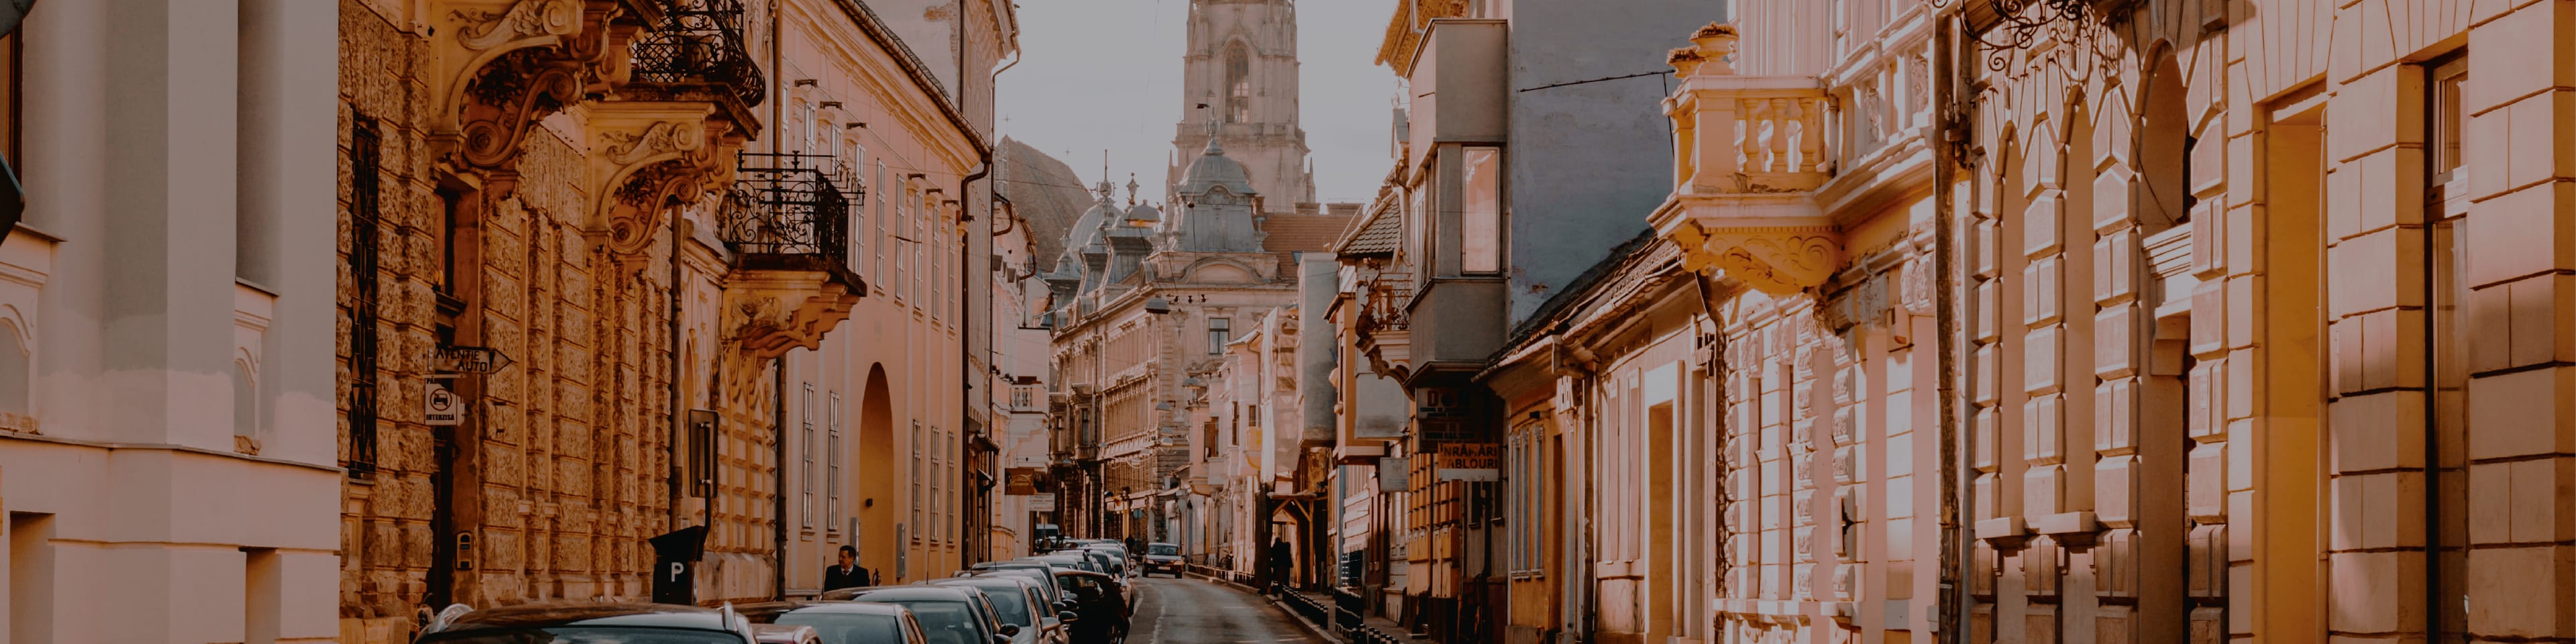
822 545 873 591
1268 538 1294 592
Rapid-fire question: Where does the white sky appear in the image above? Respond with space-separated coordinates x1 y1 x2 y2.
997 0 1398 206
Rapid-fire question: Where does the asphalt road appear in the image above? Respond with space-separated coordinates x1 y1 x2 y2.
1125 576 1326 644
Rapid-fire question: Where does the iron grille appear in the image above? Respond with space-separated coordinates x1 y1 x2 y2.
347 117 383 476
724 152 855 271
631 0 766 107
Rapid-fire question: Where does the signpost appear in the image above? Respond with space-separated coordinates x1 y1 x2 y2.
424 382 462 427
431 346 515 375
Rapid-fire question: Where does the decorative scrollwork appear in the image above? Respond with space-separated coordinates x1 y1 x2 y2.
453 0 582 51
603 160 705 256
458 48 582 173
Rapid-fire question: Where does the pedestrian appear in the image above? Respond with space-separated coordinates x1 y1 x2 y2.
822 545 873 592
1269 537 1293 594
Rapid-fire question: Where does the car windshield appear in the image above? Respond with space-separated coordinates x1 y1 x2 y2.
953 584 1032 625
771 613 904 644
420 627 743 643
1149 544 1178 555
877 600 985 644
1055 575 1099 595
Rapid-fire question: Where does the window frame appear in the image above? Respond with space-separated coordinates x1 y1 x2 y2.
1458 147 1504 274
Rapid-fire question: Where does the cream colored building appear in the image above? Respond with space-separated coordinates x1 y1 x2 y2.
0 1 343 643
1459 0 2576 642
769 0 1014 590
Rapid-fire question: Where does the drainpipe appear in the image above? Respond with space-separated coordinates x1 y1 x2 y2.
769 0 789 602
1931 10 1968 644
670 202 689 531
775 360 790 600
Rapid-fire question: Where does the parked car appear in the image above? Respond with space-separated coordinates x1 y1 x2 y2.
753 624 824 644
1051 570 1130 644
1141 543 1183 578
736 601 931 644
817 586 1015 644
932 576 1070 644
970 564 1073 612
413 602 757 643
1026 553 1098 575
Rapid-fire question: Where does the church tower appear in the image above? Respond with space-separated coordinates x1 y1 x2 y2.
1169 0 1315 214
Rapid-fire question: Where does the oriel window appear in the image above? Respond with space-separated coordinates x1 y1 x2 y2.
1460 148 1503 274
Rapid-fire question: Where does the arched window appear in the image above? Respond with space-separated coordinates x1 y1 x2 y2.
233 359 257 438
0 319 26 416
1224 42 1251 123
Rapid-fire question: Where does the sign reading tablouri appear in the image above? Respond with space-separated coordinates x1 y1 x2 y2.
1436 443 1499 481
1004 468 1044 496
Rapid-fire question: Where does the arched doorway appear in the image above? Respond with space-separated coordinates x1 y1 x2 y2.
857 364 896 579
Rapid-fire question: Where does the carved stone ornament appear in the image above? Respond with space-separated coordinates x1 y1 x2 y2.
724 276 861 362
433 1 653 186
1665 214 1842 296
1900 256 1935 316
584 108 738 261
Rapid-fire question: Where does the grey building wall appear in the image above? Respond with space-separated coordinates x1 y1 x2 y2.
1503 0 1719 324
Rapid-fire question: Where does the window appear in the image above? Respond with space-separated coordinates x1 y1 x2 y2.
1207 317 1232 354
347 117 384 475
1 25 21 166
2430 58 2468 187
437 189 464 297
1460 148 1503 274
233 360 257 438
875 161 889 283
1224 42 1252 123
0 320 25 418
828 392 844 532
911 420 924 544
802 384 816 530
2425 53 2470 643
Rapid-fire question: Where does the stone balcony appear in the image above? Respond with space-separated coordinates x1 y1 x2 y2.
1650 23 1847 297
720 152 865 362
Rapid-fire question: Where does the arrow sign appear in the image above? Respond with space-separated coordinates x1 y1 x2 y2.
431 346 515 375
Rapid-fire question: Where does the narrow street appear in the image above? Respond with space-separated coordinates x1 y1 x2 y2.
1127 577 1327 644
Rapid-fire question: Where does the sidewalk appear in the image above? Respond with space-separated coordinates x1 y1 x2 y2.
1182 569 1421 644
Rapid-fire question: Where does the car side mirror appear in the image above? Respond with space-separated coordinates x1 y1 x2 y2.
1059 611 1080 623
992 635 1012 644
999 624 1020 637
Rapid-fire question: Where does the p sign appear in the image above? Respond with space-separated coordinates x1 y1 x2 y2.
648 526 707 604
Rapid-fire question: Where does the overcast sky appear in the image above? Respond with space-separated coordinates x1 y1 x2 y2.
997 0 1398 206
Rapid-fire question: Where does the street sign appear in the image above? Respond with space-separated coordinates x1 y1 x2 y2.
1005 468 1043 495
424 382 462 426
431 346 515 375
1028 495 1057 512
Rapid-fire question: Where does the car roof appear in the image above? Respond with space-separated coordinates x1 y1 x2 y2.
427 602 738 633
818 586 983 602
934 576 1036 590
1148 542 1177 547
1053 570 1112 579
738 601 910 618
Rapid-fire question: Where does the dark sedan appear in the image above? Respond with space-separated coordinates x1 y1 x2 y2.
1051 570 1130 644
414 602 755 643
818 586 1016 644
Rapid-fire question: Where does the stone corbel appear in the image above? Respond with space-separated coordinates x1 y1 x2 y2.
1664 217 1844 297
583 104 741 263
723 274 861 362
431 1 642 185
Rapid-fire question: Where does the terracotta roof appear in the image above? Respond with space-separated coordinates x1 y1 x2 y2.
1259 213 1358 254
1334 202 1401 256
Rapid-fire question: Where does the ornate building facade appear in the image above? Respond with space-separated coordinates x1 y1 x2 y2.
335 0 1000 639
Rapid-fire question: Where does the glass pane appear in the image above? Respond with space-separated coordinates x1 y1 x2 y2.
1461 148 1502 274
2435 68 2467 181
2430 214 2469 643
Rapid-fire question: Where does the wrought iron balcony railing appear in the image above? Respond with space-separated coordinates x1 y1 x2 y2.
724 152 857 274
631 0 767 107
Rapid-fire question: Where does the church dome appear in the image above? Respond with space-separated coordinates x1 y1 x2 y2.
1126 202 1163 226
1178 139 1256 196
